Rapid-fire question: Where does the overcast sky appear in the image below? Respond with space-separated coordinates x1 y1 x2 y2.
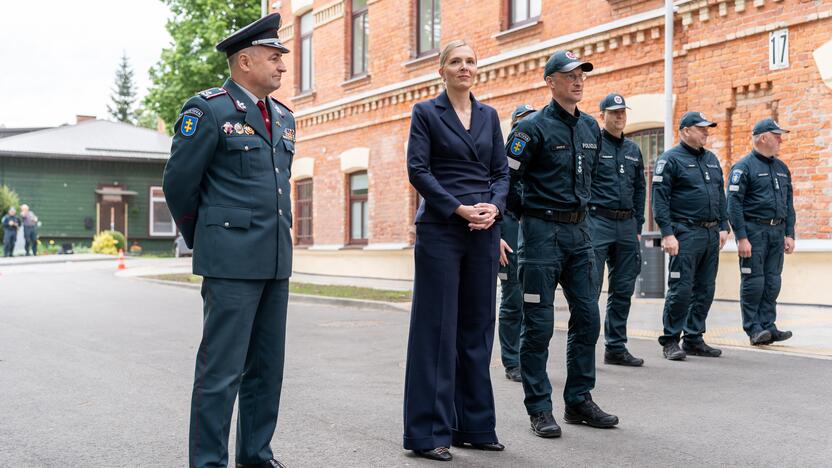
0 0 172 127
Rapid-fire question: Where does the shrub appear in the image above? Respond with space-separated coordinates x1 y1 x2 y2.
102 230 126 252
91 231 118 255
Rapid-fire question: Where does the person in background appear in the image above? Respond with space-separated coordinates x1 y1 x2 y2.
2 207 21 257
20 204 39 256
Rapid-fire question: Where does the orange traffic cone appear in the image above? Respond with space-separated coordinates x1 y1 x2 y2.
117 249 126 270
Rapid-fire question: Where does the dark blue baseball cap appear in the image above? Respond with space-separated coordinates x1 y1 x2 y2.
599 93 630 111
511 104 535 125
543 50 593 78
752 118 789 135
216 13 289 57
679 111 717 129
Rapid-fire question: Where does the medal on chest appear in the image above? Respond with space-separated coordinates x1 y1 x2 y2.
619 164 625 174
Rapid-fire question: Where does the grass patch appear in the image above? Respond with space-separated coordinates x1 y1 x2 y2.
146 274 412 302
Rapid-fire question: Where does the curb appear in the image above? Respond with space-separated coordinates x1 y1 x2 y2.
133 277 410 313
0 255 118 267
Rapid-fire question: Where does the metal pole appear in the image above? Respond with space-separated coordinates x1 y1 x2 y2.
261 0 268 17
664 0 674 150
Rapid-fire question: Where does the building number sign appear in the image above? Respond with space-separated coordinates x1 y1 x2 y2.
769 28 789 70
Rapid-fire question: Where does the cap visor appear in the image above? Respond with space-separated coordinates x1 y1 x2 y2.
256 39 290 54
771 129 789 134
603 105 628 110
560 61 593 73
695 121 718 128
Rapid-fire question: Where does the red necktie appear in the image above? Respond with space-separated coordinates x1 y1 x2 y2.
256 101 272 138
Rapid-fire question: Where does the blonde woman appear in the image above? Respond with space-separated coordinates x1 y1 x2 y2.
403 40 508 462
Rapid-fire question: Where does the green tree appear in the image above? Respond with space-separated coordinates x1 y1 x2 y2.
108 52 138 123
145 0 260 133
0 185 21 239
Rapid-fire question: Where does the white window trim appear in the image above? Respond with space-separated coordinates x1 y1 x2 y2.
149 186 176 237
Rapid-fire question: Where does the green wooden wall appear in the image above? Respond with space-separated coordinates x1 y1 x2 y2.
0 156 173 252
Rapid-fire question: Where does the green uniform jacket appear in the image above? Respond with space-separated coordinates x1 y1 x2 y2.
163 79 296 279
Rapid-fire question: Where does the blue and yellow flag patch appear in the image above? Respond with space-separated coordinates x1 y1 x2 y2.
510 137 526 156
180 115 198 136
730 170 742 184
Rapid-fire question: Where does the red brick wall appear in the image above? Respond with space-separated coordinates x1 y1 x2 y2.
271 0 832 245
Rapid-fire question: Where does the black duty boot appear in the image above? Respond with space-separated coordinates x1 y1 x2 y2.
771 330 793 342
604 349 644 367
662 341 686 361
564 395 619 428
529 411 562 438
682 341 722 357
749 330 772 346
414 447 452 462
505 366 522 382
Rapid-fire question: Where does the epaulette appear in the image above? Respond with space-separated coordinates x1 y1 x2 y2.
269 96 293 114
198 87 228 100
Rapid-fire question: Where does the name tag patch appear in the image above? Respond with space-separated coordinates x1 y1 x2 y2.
670 271 681 279
507 157 521 170
625 155 640 162
498 273 508 280
581 143 597 150
729 185 740 191
652 176 664 183
741 267 752 274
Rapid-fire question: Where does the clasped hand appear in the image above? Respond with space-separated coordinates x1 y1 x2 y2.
455 203 498 231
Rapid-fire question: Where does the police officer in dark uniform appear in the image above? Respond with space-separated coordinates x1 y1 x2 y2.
727 118 795 346
498 103 535 383
162 13 295 468
506 50 619 438
589 93 646 367
652 112 729 361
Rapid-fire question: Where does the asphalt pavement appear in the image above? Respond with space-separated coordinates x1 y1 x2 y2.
0 259 830 467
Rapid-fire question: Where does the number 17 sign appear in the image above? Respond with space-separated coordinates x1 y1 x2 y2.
769 28 789 71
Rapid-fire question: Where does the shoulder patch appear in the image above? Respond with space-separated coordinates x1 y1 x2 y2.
182 107 204 118
655 159 667 174
510 137 527 156
198 87 227 100
514 132 531 143
180 115 198 137
730 170 743 184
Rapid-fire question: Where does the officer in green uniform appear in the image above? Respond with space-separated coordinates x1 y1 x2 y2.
162 13 295 468
506 50 619 439
589 93 646 367
727 118 795 346
498 104 535 383
652 112 729 361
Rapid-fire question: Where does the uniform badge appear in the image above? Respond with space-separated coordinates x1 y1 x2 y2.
577 154 584 174
243 125 255 135
730 170 742 184
565 51 578 59
274 105 284 117
234 123 244 134
510 137 526 156
619 164 625 174
182 107 204 118
613 95 623 104
180 115 198 136
222 122 234 135
282 128 296 142
275 119 282 128
236 100 247 111
655 160 667 174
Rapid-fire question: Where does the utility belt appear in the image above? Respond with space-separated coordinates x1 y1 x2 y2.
674 218 719 228
524 208 586 224
589 205 633 220
746 217 784 226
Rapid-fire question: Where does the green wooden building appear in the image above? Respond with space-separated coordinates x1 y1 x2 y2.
0 120 176 253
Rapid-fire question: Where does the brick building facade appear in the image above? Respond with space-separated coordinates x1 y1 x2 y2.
270 0 832 304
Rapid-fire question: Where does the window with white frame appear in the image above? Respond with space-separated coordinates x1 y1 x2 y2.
510 0 541 28
300 11 314 92
351 0 369 77
149 186 176 236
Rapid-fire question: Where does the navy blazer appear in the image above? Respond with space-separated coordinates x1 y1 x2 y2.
407 91 509 224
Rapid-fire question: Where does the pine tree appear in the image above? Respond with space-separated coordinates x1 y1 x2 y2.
108 52 137 123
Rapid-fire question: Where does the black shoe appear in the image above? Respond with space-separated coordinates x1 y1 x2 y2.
414 447 452 462
452 441 505 451
236 459 287 468
505 366 522 382
529 411 562 438
662 342 686 361
604 350 644 367
771 330 793 342
682 341 722 357
564 395 619 428
749 330 773 346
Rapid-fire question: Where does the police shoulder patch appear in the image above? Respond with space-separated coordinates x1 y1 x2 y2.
180 115 198 137
655 159 667 174
514 132 531 142
182 107 204 118
510 137 527 156
198 87 227 100
730 169 743 184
